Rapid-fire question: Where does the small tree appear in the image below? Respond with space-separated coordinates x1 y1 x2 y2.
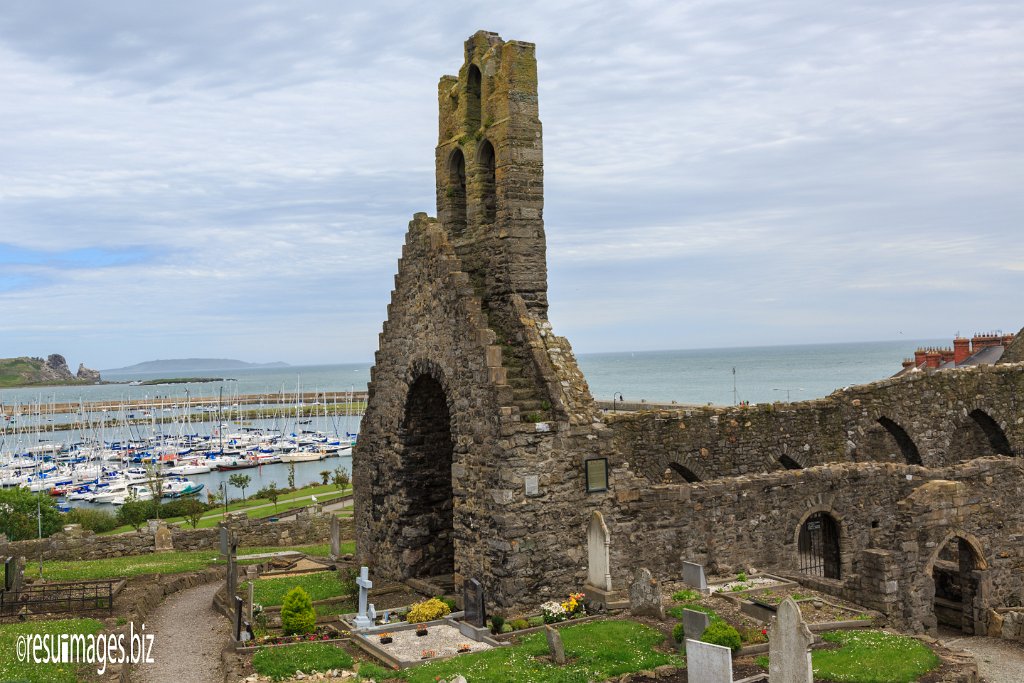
332 467 350 490
280 586 317 635
0 488 63 541
287 462 296 490
228 473 251 501
118 500 151 532
265 482 280 511
319 470 331 486
180 498 205 529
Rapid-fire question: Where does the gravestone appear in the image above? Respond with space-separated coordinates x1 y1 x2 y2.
330 515 341 559
219 525 230 557
8 557 24 595
153 523 173 553
586 511 612 592
225 536 238 603
682 608 711 640
463 578 486 628
685 639 733 683
769 597 814 683
545 625 566 665
352 566 374 629
628 567 664 619
3 557 13 592
682 561 708 592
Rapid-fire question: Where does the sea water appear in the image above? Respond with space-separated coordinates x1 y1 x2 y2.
0 339 939 408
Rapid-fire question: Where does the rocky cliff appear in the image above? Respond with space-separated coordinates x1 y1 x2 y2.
0 355 102 387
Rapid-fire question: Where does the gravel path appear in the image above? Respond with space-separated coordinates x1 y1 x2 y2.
134 581 230 683
941 634 1024 683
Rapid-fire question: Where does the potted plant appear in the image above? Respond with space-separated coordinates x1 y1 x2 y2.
379 632 393 645
416 623 429 637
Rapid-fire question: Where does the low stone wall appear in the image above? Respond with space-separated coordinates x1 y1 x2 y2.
0 509 349 562
989 608 1024 642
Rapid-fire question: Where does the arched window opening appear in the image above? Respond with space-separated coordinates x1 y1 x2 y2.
877 417 923 465
968 409 1011 455
477 139 496 224
949 409 1012 462
932 536 984 633
667 462 700 483
779 455 803 470
446 149 467 237
798 512 841 579
466 64 482 132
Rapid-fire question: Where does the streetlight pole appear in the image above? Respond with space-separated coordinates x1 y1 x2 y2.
612 392 624 413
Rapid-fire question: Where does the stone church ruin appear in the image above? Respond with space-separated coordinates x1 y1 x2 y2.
353 31 1024 636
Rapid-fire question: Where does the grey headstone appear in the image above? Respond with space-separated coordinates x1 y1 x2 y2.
225 543 238 601
329 515 341 559
685 639 733 683
683 608 711 640
769 597 814 683
3 557 12 592
219 525 229 557
682 561 707 591
586 511 612 592
545 625 566 665
463 578 486 628
153 523 173 552
352 566 373 629
628 567 665 619
10 557 23 594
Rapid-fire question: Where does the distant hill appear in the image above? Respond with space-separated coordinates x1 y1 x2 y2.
0 354 101 387
103 358 290 374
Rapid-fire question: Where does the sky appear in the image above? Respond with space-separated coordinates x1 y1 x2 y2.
1 1 1021 370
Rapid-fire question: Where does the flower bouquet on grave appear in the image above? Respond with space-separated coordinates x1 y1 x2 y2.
562 592 586 619
541 601 567 624
379 632 393 645
457 643 471 653
415 623 429 637
420 648 436 659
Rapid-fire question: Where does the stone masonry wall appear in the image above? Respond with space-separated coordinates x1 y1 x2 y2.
596 456 1024 631
0 508 342 562
612 363 1024 481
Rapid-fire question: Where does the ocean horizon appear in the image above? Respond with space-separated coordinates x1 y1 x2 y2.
0 338 943 407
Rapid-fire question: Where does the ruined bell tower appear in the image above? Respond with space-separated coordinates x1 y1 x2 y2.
353 32 619 610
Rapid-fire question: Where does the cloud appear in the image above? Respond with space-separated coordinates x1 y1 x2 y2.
0 0 1021 367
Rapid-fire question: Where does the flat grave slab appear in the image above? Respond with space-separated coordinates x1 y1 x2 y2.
359 622 492 668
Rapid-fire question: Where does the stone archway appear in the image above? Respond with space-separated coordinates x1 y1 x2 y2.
928 534 987 635
796 511 841 579
948 409 1012 463
396 373 455 580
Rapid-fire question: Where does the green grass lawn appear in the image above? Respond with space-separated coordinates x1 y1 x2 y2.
254 571 353 606
252 642 354 681
40 541 349 581
398 620 681 683
812 630 940 683
0 618 103 683
99 483 352 534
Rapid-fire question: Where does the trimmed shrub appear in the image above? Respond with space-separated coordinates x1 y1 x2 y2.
489 615 505 634
509 618 529 631
280 586 317 635
406 597 451 623
701 620 742 653
673 622 685 643
527 616 544 628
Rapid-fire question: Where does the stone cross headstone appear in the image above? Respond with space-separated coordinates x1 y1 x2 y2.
586 511 612 592
234 595 244 642
682 608 711 640
463 578 486 628
545 625 566 665
153 523 173 553
352 566 374 629
769 597 815 683
682 561 708 592
329 515 341 559
628 567 665 619
685 639 733 683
